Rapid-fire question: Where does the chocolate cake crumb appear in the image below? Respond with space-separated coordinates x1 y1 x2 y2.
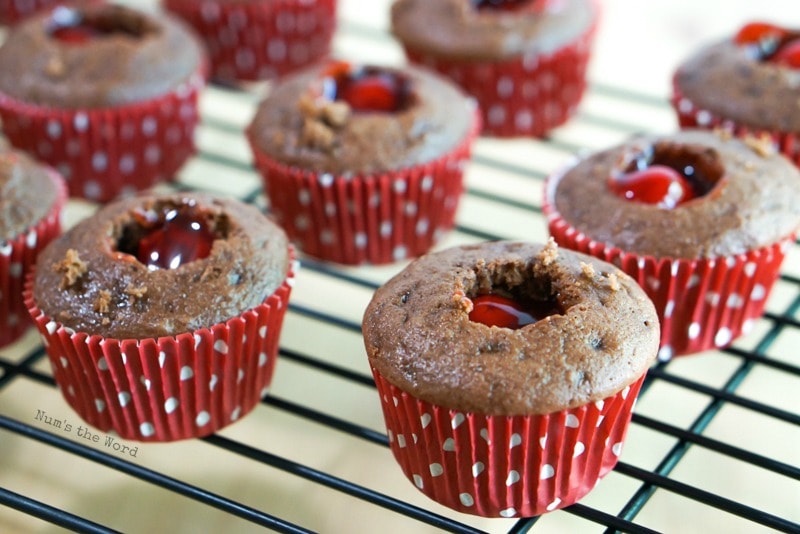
580 261 595 279
124 284 147 304
538 238 558 267
604 272 621 291
714 127 733 141
301 117 336 151
54 249 87 289
44 56 66 78
452 288 473 313
94 290 112 314
322 101 351 127
743 133 776 157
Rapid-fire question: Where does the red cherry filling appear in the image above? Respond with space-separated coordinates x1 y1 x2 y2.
608 142 723 209
116 202 222 271
733 21 800 65
471 0 540 11
322 63 412 113
469 294 560 329
609 165 695 209
48 7 151 45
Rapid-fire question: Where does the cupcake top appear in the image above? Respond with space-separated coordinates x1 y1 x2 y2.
390 0 597 61
0 149 61 238
247 60 478 175
546 129 800 259
0 4 205 108
673 22 800 132
363 240 659 415
33 192 290 340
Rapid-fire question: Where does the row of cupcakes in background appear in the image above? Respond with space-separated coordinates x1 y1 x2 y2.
1 0 800 522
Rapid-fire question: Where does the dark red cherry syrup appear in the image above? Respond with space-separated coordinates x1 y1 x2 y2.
471 0 544 12
733 22 800 66
322 63 412 113
469 294 560 329
135 207 215 270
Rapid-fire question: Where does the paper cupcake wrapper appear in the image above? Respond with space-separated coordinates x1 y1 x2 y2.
372 368 644 518
0 167 66 347
24 249 297 442
0 68 206 203
671 85 800 167
164 0 337 82
543 199 791 359
247 111 480 265
400 8 598 138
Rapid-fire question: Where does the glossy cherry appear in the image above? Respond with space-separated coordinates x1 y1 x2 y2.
323 64 410 113
771 38 800 68
609 165 696 209
136 208 215 270
469 294 559 329
51 24 101 44
733 22 788 46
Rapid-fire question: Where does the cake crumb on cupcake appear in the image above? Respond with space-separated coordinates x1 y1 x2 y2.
54 249 86 289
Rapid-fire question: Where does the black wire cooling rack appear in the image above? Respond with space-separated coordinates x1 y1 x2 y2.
1 5 799 534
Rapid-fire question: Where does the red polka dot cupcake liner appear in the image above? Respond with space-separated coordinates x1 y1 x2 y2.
543 200 791 359
0 167 66 348
0 68 206 203
372 368 645 518
23 250 297 442
671 85 800 167
399 11 598 138
163 0 337 82
247 111 480 265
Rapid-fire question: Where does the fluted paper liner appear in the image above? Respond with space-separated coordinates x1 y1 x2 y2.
0 167 66 347
543 195 791 359
372 368 644 518
399 6 598 138
0 68 206 202
247 111 480 265
671 83 800 167
24 250 296 442
164 0 337 82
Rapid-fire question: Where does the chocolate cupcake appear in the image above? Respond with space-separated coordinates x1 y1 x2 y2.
672 22 800 166
26 192 296 441
163 0 337 82
247 60 480 265
391 0 599 137
544 129 800 359
0 149 66 347
363 240 659 517
0 4 207 202
0 0 100 25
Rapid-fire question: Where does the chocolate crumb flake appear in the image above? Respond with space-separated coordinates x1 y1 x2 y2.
54 249 87 289
580 261 596 279
452 288 474 314
538 238 559 267
44 56 66 78
605 272 621 292
743 133 776 157
301 117 336 151
322 101 351 127
124 284 148 304
93 290 112 314
713 127 733 142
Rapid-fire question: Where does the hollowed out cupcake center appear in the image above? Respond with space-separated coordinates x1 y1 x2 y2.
470 0 549 13
114 200 229 271
48 7 158 45
321 62 415 113
733 22 800 67
607 141 724 209
466 262 563 329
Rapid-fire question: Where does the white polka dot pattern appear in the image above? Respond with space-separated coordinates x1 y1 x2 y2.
0 70 205 202
543 200 793 358
401 16 597 138
164 0 337 82
248 110 480 265
372 367 645 517
27 250 297 442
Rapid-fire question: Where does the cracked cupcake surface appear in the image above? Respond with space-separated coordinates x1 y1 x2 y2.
362 240 659 415
32 192 289 339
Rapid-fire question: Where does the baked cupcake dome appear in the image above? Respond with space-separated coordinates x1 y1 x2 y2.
672 22 800 166
26 192 296 441
363 240 659 517
544 129 800 359
247 60 480 265
391 0 599 137
163 0 338 82
0 4 207 202
0 149 66 347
